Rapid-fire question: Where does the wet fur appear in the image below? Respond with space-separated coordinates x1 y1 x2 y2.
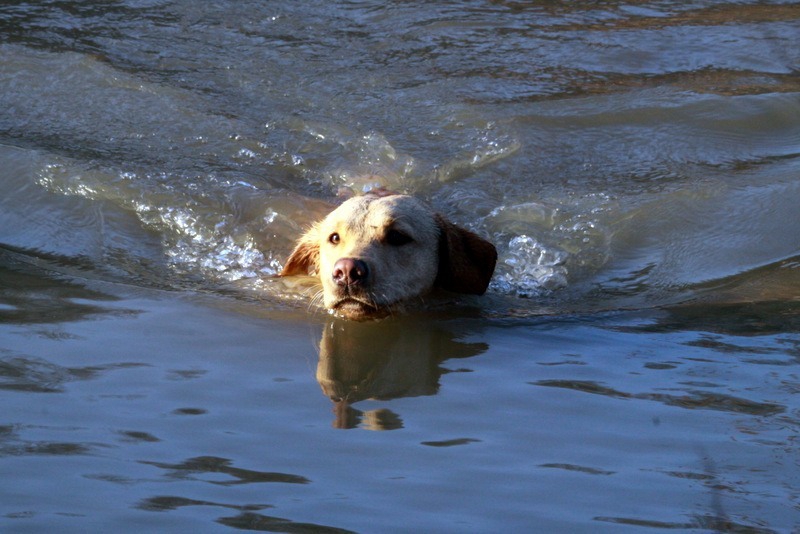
280 192 497 319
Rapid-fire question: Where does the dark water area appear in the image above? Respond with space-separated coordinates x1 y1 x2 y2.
1 1 799 531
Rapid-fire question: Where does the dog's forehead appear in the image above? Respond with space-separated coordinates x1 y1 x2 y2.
367 195 432 223
329 194 435 230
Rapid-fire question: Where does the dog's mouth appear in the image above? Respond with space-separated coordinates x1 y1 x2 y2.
330 297 387 320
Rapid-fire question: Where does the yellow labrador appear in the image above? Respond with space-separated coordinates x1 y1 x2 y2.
280 190 497 319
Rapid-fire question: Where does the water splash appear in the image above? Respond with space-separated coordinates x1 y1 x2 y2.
491 235 569 297
483 198 613 297
36 161 295 284
148 209 274 282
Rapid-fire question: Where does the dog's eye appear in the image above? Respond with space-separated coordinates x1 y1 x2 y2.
328 233 340 245
386 229 413 246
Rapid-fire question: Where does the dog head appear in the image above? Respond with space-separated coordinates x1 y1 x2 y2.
280 192 497 320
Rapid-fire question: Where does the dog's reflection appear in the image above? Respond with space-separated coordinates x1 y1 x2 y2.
316 318 488 430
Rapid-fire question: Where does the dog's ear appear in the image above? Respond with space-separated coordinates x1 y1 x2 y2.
435 215 497 295
280 226 320 276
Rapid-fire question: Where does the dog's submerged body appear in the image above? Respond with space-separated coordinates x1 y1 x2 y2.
280 191 497 320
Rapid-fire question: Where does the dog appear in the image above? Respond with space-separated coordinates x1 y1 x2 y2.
280 190 497 319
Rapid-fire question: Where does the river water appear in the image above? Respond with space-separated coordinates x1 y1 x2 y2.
1 1 799 531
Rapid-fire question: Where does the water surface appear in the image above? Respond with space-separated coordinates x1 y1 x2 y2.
1 1 799 531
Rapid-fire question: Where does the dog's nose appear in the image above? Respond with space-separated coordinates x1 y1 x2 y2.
332 258 369 287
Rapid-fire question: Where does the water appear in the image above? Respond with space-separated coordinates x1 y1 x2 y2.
1 1 799 531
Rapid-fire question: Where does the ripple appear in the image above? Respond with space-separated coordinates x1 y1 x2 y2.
421 438 481 448
138 496 272 513
118 431 160 443
595 514 777 533
539 463 615 476
218 512 355 533
0 355 149 393
171 408 208 416
0 440 93 457
533 380 785 416
140 456 310 485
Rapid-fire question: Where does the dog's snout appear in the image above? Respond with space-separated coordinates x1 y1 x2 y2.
332 258 369 287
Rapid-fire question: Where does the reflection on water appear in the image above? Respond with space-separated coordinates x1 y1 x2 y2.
317 318 487 429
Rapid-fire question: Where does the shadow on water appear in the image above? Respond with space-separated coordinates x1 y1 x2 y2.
315 317 488 430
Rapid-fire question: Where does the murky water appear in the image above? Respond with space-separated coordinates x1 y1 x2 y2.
1 1 799 531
